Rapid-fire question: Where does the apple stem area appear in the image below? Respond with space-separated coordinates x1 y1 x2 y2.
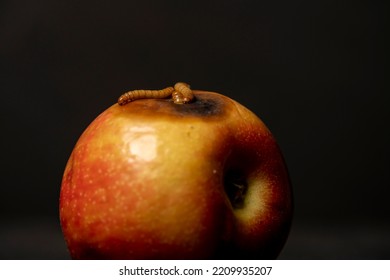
224 170 248 209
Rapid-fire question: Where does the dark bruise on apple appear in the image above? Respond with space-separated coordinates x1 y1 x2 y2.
59 90 293 260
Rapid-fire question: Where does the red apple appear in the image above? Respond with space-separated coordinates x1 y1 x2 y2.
59 89 292 259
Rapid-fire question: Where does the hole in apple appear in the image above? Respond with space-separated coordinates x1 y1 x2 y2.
224 169 248 209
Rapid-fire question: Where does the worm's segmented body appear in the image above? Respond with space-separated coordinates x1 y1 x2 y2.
118 87 174 106
118 82 194 105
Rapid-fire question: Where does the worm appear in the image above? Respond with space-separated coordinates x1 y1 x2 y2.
173 82 194 104
118 86 174 105
117 82 195 105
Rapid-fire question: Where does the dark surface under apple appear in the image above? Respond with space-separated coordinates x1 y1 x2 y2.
1 218 390 259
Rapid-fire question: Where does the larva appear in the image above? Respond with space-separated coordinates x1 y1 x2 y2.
118 86 174 106
174 82 194 103
117 82 195 105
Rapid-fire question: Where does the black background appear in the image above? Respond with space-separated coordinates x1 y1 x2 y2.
1 0 388 259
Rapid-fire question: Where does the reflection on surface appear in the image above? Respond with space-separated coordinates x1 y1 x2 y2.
122 126 157 163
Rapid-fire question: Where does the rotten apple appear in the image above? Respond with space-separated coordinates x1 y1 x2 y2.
59 84 292 259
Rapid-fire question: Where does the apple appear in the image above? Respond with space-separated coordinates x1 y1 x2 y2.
59 88 292 259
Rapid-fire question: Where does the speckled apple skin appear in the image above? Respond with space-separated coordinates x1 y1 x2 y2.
59 90 292 259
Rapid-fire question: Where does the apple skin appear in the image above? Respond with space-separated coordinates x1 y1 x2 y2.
59 90 292 259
